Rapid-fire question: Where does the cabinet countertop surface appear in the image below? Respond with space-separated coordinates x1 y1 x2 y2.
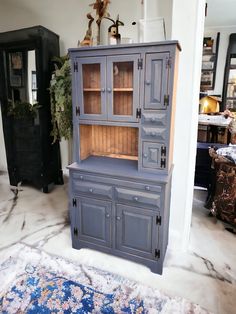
68 156 172 184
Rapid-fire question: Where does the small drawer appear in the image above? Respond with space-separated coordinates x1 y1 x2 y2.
142 112 167 126
141 126 166 141
114 187 160 208
73 181 113 200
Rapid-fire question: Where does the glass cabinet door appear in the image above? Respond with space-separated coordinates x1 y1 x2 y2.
77 57 107 120
107 55 140 122
226 57 236 110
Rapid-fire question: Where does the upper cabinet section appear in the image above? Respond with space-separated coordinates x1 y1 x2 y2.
76 53 140 122
70 42 180 125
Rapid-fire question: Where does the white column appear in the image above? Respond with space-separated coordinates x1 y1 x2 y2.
169 0 206 250
144 0 160 20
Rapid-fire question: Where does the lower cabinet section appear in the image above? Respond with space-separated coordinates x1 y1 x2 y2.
69 167 171 274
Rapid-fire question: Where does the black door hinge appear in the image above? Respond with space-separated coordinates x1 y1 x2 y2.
76 106 80 116
160 158 166 168
161 146 166 157
155 249 160 259
136 108 141 118
72 198 77 207
156 215 162 225
138 58 143 70
166 57 171 68
74 61 78 72
73 227 78 236
164 94 169 106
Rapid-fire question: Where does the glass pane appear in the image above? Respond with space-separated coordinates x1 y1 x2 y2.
227 69 236 98
201 71 213 88
82 63 101 114
113 61 133 116
230 57 236 66
8 50 37 106
226 99 236 110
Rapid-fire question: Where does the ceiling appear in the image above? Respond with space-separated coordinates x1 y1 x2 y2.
205 0 236 27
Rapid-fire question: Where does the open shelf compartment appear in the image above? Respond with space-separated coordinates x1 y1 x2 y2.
80 125 139 161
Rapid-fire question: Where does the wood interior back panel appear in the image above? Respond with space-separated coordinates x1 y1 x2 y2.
80 125 138 160
113 92 133 115
82 64 100 89
80 125 92 160
84 91 101 114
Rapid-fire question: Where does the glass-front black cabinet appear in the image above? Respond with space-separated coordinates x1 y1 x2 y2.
223 34 236 111
0 26 63 192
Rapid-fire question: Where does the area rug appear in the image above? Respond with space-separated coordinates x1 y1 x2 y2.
0 244 210 313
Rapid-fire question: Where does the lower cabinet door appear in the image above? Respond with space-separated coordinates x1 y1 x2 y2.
77 197 112 247
115 204 159 260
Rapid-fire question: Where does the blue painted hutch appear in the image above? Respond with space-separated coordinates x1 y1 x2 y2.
68 41 180 274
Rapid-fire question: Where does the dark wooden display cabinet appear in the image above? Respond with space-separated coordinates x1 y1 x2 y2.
0 26 63 192
200 33 220 91
222 33 236 111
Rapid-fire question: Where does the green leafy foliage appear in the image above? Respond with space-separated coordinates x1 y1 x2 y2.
7 101 40 119
49 56 72 143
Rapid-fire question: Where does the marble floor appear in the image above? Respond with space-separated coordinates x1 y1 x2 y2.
0 171 235 314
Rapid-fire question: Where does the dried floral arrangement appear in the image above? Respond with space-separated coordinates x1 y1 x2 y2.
81 0 111 46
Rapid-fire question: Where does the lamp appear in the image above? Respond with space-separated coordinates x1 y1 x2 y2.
199 95 220 114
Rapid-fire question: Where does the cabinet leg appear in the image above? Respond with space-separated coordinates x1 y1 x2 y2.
42 185 49 193
54 170 64 185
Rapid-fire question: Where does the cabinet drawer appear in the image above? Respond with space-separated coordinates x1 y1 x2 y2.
73 181 113 200
141 126 166 141
114 187 160 208
142 112 167 126
72 172 162 194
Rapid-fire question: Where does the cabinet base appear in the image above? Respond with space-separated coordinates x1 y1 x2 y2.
72 238 163 275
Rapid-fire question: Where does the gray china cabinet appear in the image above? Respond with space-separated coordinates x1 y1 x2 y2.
68 41 180 274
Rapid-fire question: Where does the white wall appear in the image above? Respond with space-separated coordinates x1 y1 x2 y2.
0 0 142 171
205 26 236 96
169 0 205 250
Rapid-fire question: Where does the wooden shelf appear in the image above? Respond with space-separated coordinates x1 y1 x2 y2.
201 69 214 72
83 88 134 92
83 88 101 92
113 88 133 92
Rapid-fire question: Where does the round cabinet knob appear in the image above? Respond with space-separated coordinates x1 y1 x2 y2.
79 175 83 180
133 196 139 202
89 188 93 193
143 153 148 158
106 213 110 218
145 80 151 85
151 117 156 122
145 186 150 191
101 88 105 92
116 216 121 220
107 88 112 93
151 132 156 136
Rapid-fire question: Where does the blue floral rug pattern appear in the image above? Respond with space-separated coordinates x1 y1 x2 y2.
0 266 144 313
0 244 210 313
